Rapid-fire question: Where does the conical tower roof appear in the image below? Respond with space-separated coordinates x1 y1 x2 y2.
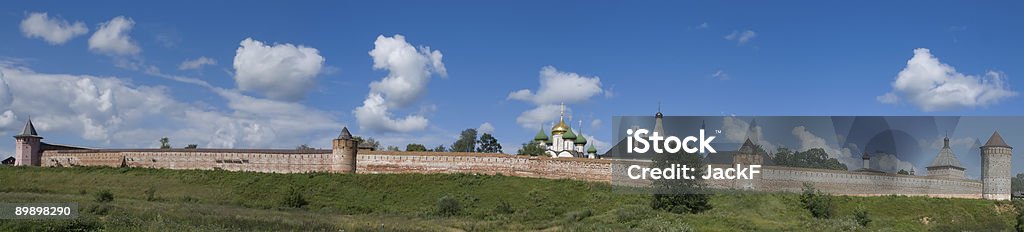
982 131 1011 148
928 136 963 169
337 127 353 140
587 144 597 154
15 120 39 138
739 139 755 154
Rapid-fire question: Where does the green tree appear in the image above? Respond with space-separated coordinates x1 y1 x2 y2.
1012 173 1024 194
296 144 315 151
773 148 848 171
280 186 308 208
184 144 198 149
451 128 478 152
854 205 871 226
386 145 400 151
1016 200 1024 232
650 149 712 214
437 195 461 217
800 183 835 219
476 133 502 153
897 169 909 175
406 144 427 152
431 144 447 152
159 137 170 149
517 141 545 156
353 136 381 150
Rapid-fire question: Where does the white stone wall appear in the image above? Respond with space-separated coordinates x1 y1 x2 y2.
42 150 987 199
981 146 1013 200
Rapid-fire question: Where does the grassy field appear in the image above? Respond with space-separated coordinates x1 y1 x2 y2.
0 166 1018 231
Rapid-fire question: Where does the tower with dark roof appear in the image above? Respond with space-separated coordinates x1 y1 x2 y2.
927 136 965 179
653 106 664 136
733 139 763 165
13 120 42 166
980 131 1013 200
331 127 358 173
862 152 870 170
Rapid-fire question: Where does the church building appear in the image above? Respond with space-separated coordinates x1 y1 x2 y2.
532 104 598 158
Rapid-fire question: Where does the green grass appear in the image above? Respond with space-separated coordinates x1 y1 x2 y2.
0 166 1018 231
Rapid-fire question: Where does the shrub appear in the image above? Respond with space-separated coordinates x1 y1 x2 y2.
41 215 103 232
565 209 592 222
651 192 712 214
280 186 308 208
649 152 712 214
493 200 514 215
144 186 157 201
799 183 834 219
615 205 648 223
181 196 199 203
1015 199 1024 232
86 204 111 215
853 206 871 227
437 195 461 217
95 190 114 203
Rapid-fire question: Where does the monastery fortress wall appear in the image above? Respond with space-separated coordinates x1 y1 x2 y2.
38 148 986 199
39 149 615 183
13 120 1007 200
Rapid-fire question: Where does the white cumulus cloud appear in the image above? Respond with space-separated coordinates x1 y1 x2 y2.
515 104 566 130
20 12 88 45
178 56 216 70
354 35 446 133
872 152 916 173
232 38 324 101
584 134 610 154
879 48 1017 111
0 72 16 129
509 66 603 129
876 92 899 104
791 126 861 169
696 22 709 30
367 35 446 108
0 64 343 150
721 116 775 152
508 66 603 105
88 16 140 56
724 30 756 45
478 122 495 134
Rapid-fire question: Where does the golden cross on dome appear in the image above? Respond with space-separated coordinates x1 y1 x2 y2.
560 102 565 115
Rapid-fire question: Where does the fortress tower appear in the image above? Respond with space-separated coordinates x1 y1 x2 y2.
926 136 965 179
13 120 41 166
733 139 763 165
331 127 358 173
980 131 1013 200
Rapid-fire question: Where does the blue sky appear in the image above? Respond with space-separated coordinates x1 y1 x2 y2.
1 1 1022 161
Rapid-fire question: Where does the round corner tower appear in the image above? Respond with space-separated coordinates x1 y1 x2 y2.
980 131 1013 200
13 120 42 166
331 127 358 173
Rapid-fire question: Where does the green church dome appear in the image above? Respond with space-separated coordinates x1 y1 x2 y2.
587 144 597 154
534 127 548 141
561 127 576 140
574 132 587 144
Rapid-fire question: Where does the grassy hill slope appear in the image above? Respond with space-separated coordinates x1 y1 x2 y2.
0 166 1017 231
